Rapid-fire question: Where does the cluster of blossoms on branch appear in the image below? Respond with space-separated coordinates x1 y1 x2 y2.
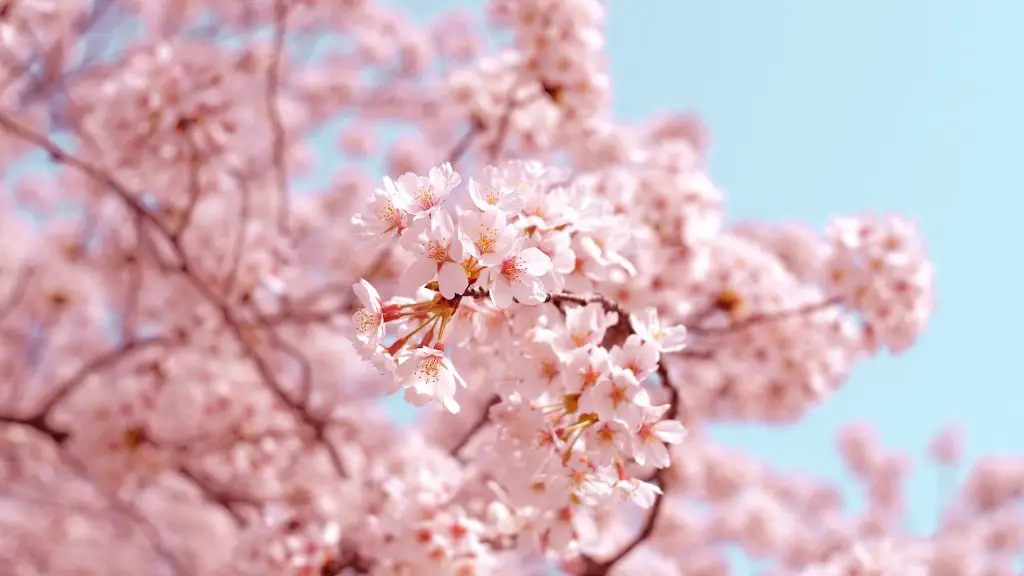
0 0 1018 575
347 159 690 557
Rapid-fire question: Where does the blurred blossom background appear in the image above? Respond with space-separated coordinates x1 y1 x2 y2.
355 0 1019 568
1 0 1016 572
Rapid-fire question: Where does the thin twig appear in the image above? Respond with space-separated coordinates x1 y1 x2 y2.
34 336 171 417
690 297 841 335
267 0 291 235
462 286 690 574
447 122 480 167
176 466 250 525
449 395 499 458
0 114 348 478
223 177 253 296
579 365 680 575
0 265 34 325
0 413 70 443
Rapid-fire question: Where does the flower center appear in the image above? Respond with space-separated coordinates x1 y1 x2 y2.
415 354 444 384
427 240 452 262
500 257 520 282
373 198 401 227
416 185 436 210
474 225 498 254
354 308 379 334
484 185 501 205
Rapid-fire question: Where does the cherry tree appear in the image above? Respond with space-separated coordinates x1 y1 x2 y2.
0 1 1018 575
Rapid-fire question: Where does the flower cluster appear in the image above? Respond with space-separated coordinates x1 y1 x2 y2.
233 507 342 575
0 0 984 575
471 302 689 557
824 213 935 353
348 160 638 414
344 161 696 558
488 0 611 124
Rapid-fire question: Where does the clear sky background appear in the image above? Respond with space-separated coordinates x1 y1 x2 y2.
370 0 1019 560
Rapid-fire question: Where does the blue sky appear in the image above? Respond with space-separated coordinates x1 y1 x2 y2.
370 0 1023 537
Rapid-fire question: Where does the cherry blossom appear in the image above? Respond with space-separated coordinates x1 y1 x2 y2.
349 279 385 355
0 1 992 576
392 162 461 219
393 346 467 414
629 307 688 353
480 240 553 308
399 211 469 298
350 177 409 241
468 164 528 213
457 207 513 264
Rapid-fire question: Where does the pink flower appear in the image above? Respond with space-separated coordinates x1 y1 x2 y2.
609 334 660 380
392 162 461 219
579 367 644 423
556 302 618 352
628 307 687 353
350 176 409 240
399 211 470 299
632 404 688 468
480 238 553 308
349 279 384 355
0 3 946 568
457 208 514 264
394 347 467 414
467 165 526 214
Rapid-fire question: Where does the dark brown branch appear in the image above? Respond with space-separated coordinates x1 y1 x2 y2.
545 291 625 315
223 176 253 296
170 138 205 240
578 471 667 575
320 544 373 575
0 265 33 325
486 92 517 163
342 249 392 313
449 395 499 458
0 113 348 479
267 0 291 235
658 362 679 422
579 364 680 575
462 288 624 315
461 286 682 574
176 466 250 525
120 215 146 340
448 121 481 167
34 336 172 417
0 413 70 443
690 297 841 335
485 90 543 163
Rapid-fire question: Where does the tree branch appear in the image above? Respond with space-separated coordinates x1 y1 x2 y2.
266 0 291 235
690 297 841 335
0 413 70 444
0 265 34 325
449 395 499 459
578 364 680 575
0 113 348 478
448 120 481 167
0 415 188 573
320 546 373 575
176 466 251 525
35 336 172 417
459 287 681 574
